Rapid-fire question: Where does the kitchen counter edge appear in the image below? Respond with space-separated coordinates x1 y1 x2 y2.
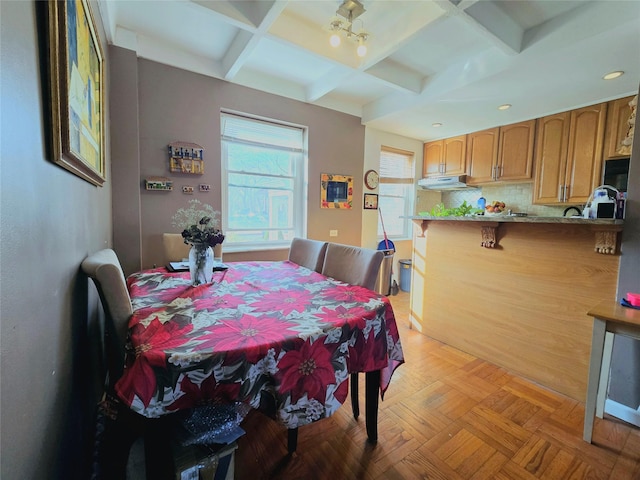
410 215 624 225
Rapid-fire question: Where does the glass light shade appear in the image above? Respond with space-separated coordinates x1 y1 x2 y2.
329 33 341 47
356 42 367 57
603 71 624 80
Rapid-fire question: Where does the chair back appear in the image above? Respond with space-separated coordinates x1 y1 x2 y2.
81 249 133 390
321 243 384 290
288 237 328 273
163 233 191 262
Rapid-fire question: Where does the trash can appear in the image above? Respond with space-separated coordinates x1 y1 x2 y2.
374 249 394 296
399 259 412 292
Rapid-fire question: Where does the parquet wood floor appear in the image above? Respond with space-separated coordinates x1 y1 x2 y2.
234 292 640 479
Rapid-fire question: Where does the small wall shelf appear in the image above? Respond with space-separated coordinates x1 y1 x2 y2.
168 142 204 174
145 177 173 191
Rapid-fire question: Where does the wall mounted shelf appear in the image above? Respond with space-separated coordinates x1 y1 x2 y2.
145 177 173 191
168 141 204 174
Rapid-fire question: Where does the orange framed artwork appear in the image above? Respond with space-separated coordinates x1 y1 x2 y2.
321 173 353 209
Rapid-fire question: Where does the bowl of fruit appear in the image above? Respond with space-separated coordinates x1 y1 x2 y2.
485 201 506 215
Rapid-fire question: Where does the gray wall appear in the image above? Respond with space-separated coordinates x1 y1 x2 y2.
110 50 366 272
1 2 112 478
609 86 640 407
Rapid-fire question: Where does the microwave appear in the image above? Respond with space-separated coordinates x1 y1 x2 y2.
603 158 630 192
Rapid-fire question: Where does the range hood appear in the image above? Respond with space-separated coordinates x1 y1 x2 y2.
417 175 475 190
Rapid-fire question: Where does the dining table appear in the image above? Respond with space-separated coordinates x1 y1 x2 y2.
114 260 405 445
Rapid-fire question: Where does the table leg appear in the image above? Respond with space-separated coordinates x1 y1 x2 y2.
584 317 607 443
596 332 615 418
287 428 298 454
365 370 380 443
351 373 360 420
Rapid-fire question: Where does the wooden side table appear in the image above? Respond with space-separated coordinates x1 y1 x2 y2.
584 300 640 442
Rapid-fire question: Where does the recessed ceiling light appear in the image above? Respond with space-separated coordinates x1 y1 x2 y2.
432 122 442 127
498 104 511 111
603 71 624 80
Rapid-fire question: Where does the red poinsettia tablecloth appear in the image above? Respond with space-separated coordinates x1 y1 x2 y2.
115 261 404 429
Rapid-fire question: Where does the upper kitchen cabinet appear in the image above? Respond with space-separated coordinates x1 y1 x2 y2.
497 120 536 181
603 95 634 159
422 135 466 177
467 120 535 185
423 140 443 177
533 103 607 205
467 128 499 184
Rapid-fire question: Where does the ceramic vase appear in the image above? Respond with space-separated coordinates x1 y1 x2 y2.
189 243 214 286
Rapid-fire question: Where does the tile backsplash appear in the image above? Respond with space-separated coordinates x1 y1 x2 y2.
417 182 569 217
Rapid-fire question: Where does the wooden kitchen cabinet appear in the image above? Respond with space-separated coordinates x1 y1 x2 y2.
467 128 499 184
533 103 607 205
603 95 634 159
497 119 535 181
422 135 466 177
467 120 535 185
443 135 466 175
423 140 443 177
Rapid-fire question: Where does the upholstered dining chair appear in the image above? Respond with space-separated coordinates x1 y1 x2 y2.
162 232 190 262
288 237 328 273
82 248 133 391
287 242 384 454
321 242 385 419
321 242 384 291
81 249 140 478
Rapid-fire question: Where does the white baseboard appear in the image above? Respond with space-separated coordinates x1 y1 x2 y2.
604 399 640 427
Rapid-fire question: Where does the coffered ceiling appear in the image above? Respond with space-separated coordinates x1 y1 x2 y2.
97 0 640 141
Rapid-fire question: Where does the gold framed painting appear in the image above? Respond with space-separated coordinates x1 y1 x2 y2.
47 0 105 186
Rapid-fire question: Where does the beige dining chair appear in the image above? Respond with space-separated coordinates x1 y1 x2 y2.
288 237 328 273
162 233 191 262
82 249 133 390
81 249 141 477
287 242 384 454
323 243 385 423
321 242 384 291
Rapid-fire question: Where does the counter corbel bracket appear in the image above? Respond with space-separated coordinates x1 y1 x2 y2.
480 222 499 248
591 225 623 255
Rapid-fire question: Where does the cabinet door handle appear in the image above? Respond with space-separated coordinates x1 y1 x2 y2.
564 184 569 202
492 165 497 181
559 185 564 202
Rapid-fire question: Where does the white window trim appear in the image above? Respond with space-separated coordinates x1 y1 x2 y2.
220 111 308 253
378 146 415 241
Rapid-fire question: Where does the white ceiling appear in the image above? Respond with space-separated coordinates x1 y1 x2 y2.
97 0 640 142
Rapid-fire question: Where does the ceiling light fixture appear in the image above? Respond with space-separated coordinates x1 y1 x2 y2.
432 122 442 127
603 71 624 80
328 0 369 57
498 104 512 110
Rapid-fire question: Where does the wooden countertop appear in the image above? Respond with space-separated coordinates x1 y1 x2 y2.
588 300 640 327
411 215 623 225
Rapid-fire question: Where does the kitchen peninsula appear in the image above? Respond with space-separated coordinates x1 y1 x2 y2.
409 215 623 402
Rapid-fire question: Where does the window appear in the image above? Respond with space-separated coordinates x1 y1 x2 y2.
221 112 307 251
377 146 415 239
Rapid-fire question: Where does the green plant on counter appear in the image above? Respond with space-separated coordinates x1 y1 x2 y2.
423 201 481 217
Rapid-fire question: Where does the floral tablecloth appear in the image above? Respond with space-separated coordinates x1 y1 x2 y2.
115 261 404 429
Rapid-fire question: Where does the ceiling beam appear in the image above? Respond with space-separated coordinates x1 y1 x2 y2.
434 0 523 55
220 1 289 80
306 68 355 102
